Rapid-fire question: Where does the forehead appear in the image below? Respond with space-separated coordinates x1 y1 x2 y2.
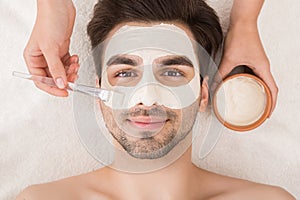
106 21 195 41
102 22 199 68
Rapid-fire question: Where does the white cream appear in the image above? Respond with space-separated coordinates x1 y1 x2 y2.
215 76 266 126
101 24 201 109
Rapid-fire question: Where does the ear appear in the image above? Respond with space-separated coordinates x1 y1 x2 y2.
95 77 102 108
96 77 101 88
199 76 209 112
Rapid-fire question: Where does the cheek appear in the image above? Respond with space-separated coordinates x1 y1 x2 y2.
99 101 126 132
181 100 200 127
99 101 106 115
99 101 114 127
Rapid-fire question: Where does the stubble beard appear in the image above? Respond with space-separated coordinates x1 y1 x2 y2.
101 102 199 159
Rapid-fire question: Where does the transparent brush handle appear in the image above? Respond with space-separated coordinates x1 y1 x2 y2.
13 71 57 86
68 82 111 102
12 71 112 102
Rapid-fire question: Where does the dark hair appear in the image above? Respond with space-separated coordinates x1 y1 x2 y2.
87 0 223 56
87 0 223 82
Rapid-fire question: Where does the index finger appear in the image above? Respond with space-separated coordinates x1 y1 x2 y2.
43 45 68 89
28 67 69 97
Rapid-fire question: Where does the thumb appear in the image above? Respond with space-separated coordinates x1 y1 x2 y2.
43 47 67 89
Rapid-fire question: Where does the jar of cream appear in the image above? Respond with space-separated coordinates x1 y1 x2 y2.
213 66 272 131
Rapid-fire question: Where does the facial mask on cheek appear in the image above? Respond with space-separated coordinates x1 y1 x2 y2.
101 24 201 109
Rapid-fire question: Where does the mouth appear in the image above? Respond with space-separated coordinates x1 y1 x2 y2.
127 116 168 131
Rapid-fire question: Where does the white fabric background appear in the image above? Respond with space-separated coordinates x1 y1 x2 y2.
0 0 299 199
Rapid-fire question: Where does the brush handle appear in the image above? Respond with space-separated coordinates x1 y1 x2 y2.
12 71 57 86
12 71 113 102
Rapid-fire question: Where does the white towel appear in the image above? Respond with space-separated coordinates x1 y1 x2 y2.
0 0 299 199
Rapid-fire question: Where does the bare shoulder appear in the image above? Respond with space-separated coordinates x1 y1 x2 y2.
15 179 79 200
15 172 106 200
218 183 295 200
16 184 49 200
15 170 113 200
246 184 295 200
201 171 295 200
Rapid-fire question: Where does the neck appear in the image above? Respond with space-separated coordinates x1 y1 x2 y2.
111 149 198 199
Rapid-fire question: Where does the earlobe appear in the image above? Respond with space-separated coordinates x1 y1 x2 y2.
199 76 209 112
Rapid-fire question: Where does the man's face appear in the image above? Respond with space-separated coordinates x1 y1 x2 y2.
98 22 208 159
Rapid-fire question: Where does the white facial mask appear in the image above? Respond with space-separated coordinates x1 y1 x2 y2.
215 76 267 126
101 24 201 109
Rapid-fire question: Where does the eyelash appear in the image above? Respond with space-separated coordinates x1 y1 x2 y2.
113 68 185 78
114 70 138 78
161 68 185 77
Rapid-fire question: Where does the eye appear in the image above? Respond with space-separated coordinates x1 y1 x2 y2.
161 69 184 77
115 70 138 78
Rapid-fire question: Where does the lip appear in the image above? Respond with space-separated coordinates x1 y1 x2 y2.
127 116 167 130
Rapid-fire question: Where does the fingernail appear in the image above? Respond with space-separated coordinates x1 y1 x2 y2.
56 78 65 89
74 56 79 63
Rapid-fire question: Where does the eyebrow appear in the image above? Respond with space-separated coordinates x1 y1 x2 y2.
106 55 138 66
158 56 193 68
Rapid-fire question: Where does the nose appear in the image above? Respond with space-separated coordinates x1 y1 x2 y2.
142 84 162 106
130 84 162 107
128 83 178 108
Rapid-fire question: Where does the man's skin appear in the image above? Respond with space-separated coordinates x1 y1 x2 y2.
16 148 294 200
16 22 294 200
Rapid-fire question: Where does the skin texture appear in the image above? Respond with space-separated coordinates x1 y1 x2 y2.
24 0 278 115
100 102 198 159
16 22 295 200
100 42 200 159
16 148 295 200
23 0 79 96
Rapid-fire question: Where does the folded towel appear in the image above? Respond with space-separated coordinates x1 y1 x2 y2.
0 0 299 199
